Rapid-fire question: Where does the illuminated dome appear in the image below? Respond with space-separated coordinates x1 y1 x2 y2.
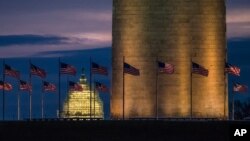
62 68 104 118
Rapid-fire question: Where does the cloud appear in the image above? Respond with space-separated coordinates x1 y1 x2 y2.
221 0 250 38
0 34 111 58
0 35 69 46
227 4 250 38
0 8 112 47
1 0 249 58
227 9 250 24
32 47 111 58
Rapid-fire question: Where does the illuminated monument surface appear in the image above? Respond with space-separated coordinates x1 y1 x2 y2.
62 71 104 118
112 0 227 119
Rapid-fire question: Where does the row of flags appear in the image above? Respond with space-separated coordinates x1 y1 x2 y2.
124 61 247 93
68 81 109 92
225 64 248 93
1 61 109 93
3 61 107 80
124 61 240 77
2 60 246 93
1 60 109 120
2 61 241 78
1 78 108 93
0 80 55 92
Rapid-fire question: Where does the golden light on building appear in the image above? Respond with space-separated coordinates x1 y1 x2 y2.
112 0 227 119
62 70 104 118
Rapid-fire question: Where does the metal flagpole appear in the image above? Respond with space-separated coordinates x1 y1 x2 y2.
122 56 125 120
41 81 44 119
190 59 193 119
90 57 92 119
58 58 61 118
155 58 158 120
94 86 96 119
224 60 227 120
232 88 235 120
67 76 69 117
17 78 20 120
17 88 20 120
2 59 5 120
29 59 32 120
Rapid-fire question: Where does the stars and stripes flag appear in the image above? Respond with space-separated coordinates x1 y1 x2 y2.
233 83 248 93
30 64 46 78
0 81 13 91
43 81 56 92
95 82 109 92
124 62 140 76
225 63 240 76
92 62 108 75
5 64 20 79
60 62 77 75
20 80 32 91
69 81 83 91
158 61 174 74
192 62 209 77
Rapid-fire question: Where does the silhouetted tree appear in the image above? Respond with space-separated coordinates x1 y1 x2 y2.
234 98 250 120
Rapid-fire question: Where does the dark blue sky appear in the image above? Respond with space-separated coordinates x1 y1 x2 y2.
0 0 250 120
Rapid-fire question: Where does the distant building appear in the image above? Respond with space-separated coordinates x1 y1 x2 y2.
62 69 104 118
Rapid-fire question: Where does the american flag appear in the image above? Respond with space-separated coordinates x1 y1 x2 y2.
225 63 240 76
43 81 56 92
5 64 20 79
233 83 248 93
0 81 13 91
158 61 174 74
60 62 77 75
124 62 140 76
69 81 83 91
30 64 46 78
192 62 209 77
92 62 108 75
95 82 109 92
20 80 32 91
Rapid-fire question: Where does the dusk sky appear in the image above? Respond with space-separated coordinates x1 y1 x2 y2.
0 0 250 120
0 0 112 57
0 0 249 57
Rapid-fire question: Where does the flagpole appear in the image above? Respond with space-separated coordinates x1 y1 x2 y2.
17 78 20 120
190 60 193 119
2 59 5 120
224 61 227 120
122 56 125 120
155 58 158 120
41 81 44 119
67 77 69 117
17 88 20 120
58 58 61 118
94 86 96 119
90 57 92 119
29 59 32 120
232 87 235 120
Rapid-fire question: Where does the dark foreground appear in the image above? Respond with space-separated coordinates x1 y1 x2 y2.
0 119 250 141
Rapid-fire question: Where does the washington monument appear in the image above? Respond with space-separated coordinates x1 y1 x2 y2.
111 0 227 119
